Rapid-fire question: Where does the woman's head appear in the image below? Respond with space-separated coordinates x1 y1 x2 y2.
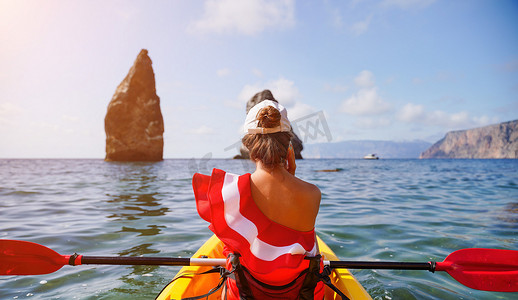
242 100 293 169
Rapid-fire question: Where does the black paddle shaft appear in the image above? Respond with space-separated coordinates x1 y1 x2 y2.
329 261 435 272
80 256 435 270
80 256 191 266
80 256 435 272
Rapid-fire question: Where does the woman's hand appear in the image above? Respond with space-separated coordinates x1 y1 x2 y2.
285 142 296 175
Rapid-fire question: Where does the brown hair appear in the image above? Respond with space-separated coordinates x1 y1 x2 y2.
242 106 292 169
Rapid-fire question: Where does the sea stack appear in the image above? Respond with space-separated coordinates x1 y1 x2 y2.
104 49 164 161
235 89 304 159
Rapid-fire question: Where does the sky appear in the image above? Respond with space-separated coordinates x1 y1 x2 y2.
0 0 517 158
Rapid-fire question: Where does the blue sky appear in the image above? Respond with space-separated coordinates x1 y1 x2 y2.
0 0 517 158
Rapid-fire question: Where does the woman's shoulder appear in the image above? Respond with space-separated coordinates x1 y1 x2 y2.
291 176 321 200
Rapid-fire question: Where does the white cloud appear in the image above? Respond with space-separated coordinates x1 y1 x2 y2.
286 102 315 120
0 102 22 125
188 125 215 135
0 102 22 116
30 121 59 132
339 0 434 36
252 68 263 77
398 103 424 122
340 71 391 116
217 68 231 77
238 77 300 107
189 0 295 35
381 0 436 10
235 77 317 120
324 83 349 93
223 99 243 109
397 103 495 129
330 8 343 28
350 14 373 36
238 84 262 103
341 88 392 115
268 78 300 107
354 70 375 88
62 115 80 122
115 5 139 21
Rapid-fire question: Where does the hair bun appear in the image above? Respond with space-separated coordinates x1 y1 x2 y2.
256 106 281 128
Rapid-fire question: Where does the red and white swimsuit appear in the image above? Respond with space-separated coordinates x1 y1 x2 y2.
192 169 324 298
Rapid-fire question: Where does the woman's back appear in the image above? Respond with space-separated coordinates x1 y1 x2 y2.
250 165 321 232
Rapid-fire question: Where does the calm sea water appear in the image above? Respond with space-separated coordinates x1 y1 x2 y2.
0 159 516 300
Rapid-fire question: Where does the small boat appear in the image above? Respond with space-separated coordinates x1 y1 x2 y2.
363 154 379 160
156 234 372 300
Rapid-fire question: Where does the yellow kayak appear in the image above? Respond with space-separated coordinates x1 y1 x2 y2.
156 235 372 300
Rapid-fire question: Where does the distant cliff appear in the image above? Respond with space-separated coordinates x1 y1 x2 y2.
420 120 518 159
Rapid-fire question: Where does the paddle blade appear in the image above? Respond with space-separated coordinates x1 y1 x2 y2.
436 248 518 292
0 240 69 275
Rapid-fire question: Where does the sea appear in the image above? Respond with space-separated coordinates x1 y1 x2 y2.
0 158 516 300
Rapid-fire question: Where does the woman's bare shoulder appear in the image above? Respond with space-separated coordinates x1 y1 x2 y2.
292 177 321 200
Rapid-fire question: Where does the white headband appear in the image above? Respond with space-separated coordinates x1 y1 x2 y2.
243 100 291 134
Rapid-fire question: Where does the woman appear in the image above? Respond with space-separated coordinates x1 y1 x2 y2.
192 100 324 299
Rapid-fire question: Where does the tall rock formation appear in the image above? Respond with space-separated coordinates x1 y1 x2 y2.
420 120 518 159
105 49 164 161
235 89 304 159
